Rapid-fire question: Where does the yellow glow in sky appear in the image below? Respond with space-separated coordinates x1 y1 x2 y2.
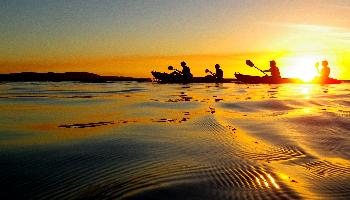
281 55 322 82
1 1 350 79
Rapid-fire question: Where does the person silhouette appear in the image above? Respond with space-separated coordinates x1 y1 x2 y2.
180 61 193 80
319 60 330 79
264 60 281 78
214 64 223 80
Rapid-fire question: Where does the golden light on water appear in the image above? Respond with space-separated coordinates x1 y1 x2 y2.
260 175 269 188
303 108 312 114
278 173 290 181
267 174 280 189
255 174 280 189
256 177 261 187
301 88 309 95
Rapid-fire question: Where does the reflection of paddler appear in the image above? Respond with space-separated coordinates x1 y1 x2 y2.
315 60 330 79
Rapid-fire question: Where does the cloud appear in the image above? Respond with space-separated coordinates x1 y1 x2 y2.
261 22 350 43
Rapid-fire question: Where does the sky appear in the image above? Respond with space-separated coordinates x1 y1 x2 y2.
1 0 350 79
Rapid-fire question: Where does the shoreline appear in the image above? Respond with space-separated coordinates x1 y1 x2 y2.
0 72 151 83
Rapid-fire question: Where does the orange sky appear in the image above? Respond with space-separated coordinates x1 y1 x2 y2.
1 0 350 79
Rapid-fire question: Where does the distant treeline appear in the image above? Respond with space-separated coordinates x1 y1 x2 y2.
0 72 150 83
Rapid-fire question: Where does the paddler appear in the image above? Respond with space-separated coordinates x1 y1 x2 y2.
214 64 223 80
263 60 281 78
180 61 193 80
205 64 223 81
315 60 330 80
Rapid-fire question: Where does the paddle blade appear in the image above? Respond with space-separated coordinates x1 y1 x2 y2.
246 60 254 67
168 66 174 70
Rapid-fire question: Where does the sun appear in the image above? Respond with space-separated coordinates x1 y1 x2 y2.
281 55 321 82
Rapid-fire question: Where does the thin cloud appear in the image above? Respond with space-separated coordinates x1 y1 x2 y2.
322 3 350 11
261 22 350 43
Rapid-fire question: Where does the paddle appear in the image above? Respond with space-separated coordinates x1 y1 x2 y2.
246 60 268 76
168 66 181 73
315 62 320 73
205 69 214 75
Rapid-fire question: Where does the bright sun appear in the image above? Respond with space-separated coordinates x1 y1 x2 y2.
281 55 321 82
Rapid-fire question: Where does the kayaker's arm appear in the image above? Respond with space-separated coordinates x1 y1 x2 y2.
205 69 215 76
175 69 182 74
315 63 320 73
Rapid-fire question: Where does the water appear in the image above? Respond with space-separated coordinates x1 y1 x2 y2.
0 81 349 199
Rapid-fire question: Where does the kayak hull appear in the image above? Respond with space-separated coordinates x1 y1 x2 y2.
151 71 233 83
235 73 341 84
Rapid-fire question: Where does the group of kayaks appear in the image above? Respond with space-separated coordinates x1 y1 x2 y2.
234 73 342 84
151 71 234 83
151 62 342 84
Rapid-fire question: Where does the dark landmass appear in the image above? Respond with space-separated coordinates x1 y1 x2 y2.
0 72 151 83
0 72 347 83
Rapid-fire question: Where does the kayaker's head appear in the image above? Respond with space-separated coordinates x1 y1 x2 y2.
181 61 187 67
322 60 328 67
270 60 276 67
215 64 220 69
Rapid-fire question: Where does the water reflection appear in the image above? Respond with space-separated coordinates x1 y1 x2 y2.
260 174 269 187
254 173 280 189
302 108 312 114
0 82 350 199
267 174 280 189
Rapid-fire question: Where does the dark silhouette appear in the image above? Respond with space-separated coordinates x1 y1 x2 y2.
263 60 281 78
180 61 193 80
152 61 234 83
205 64 223 81
168 61 193 81
316 60 331 80
0 72 150 83
237 59 341 84
245 60 268 75
215 64 224 80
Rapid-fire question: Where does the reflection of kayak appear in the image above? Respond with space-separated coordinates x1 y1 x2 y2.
235 73 342 84
151 71 233 83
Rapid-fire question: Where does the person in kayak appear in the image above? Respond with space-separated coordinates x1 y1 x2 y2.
169 61 193 81
205 64 223 81
180 61 193 80
315 60 330 80
214 64 224 80
263 60 281 78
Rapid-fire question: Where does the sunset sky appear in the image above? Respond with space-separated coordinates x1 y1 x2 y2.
1 0 350 79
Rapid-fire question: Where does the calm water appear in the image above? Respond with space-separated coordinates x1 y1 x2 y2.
0 81 349 199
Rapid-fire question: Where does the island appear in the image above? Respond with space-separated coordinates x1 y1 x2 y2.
0 72 151 83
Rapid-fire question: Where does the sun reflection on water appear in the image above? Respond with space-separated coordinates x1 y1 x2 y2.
256 177 261 187
267 174 280 189
254 174 280 189
301 88 309 95
260 175 269 187
302 108 312 114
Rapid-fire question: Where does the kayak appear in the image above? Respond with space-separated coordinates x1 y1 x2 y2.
234 73 302 84
310 77 342 84
151 71 234 83
235 73 342 84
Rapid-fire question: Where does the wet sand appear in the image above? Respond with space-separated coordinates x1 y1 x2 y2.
0 81 349 199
